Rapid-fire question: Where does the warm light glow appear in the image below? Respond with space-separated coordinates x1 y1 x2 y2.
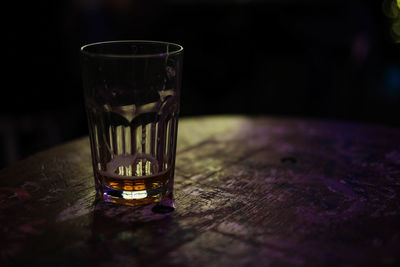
383 0 400 42
122 190 148 199
383 0 399 18
109 181 120 190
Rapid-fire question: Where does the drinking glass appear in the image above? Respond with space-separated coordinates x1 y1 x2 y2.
81 40 183 206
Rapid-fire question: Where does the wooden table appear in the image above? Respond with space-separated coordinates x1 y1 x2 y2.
1 116 400 266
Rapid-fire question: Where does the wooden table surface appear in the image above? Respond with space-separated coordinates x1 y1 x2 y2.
1 116 400 266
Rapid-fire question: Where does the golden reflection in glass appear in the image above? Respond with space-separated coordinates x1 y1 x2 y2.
112 160 155 177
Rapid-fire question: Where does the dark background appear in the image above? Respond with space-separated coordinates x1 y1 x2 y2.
1 0 399 168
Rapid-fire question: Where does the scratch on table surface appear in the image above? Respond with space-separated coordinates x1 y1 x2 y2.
216 221 250 237
0 187 31 201
183 186 207 196
21 181 40 192
323 178 357 200
189 174 204 181
57 198 93 222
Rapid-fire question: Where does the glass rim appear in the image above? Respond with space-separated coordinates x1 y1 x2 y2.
80 40 184 59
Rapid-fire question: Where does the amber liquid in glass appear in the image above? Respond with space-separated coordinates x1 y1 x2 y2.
96 167 171 206
88 94 178 206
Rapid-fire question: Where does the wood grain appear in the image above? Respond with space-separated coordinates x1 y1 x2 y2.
1 116 399 266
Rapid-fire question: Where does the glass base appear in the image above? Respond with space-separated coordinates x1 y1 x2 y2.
94 165 175 207
99 183 170 206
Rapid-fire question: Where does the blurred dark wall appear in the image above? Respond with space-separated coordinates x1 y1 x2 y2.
1 0 400 168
